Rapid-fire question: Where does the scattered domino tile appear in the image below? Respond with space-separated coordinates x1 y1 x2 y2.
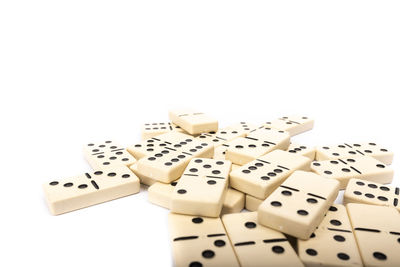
196 127 246 147
136 134 214 183
168 213 240 267
222 212 304 267
263 116 314 136
310 156 394 189
245 194 264 212
170 158 231 217
230 149 311 199
221 188 245 215
346 203 400 266
344 178 399 211
43 165 140 215
297 204 363 266
129 163 157 186
169 109 218 135
258 171 340 240
225 127 290 165
141 122 185 140
316 142 394 165
287 143 316 160
83 141 136 169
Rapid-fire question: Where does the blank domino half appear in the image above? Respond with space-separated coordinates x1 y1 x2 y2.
316 142 393 165
230 149 311 199
225 127 290 165
149 180 244 214
221 188 245 214
43 165 140 215
83 141 136 169
222 212 304 267
148 180 180 208
258 171 340 240
168 213 240 267
263 116 314 136
170 158 231 217
141 122 185 140
311 156 394 189
344 178 399 211
297 204 363 266
129 163 157 186
287 143 316 161
169 109 218 135
346 203 400 266
245 194 264 211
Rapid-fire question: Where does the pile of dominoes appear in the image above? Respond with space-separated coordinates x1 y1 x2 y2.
43 110 400 267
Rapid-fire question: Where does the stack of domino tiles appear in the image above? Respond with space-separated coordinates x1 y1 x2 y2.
42 110 400 267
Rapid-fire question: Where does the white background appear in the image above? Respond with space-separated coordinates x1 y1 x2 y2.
1 1 399 266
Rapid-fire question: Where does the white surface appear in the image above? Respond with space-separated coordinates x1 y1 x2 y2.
1 1 399 266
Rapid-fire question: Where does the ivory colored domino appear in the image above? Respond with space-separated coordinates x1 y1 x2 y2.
196 127 246 147
245 194 264 211
221 188 245 214
129 163 157 186
263 116 314 136
168 213 240 267
137 139 213 183
83 141 136 169
257 171 340 240
230 150 311 199
141 122 185 140
311 156 394 189
287 143 316 160
225 127 290 165
128 131 194 159
316 142 393 165
344 178 399 211
171 158 231 217
43 165 140 215
222 212 304 267
346 203 400 266
297 204 363 266
169 109 218 135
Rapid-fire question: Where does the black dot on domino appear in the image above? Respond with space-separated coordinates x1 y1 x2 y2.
189 262 202 267
337 253 350 260
202 250 215 258
245 222 256 229
297 210 308 216
306 249 317 256
214 240 225 247
271 201 282 207
272 246 284 254
333 235 345 242
373 252 387 260
192 217 203 224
